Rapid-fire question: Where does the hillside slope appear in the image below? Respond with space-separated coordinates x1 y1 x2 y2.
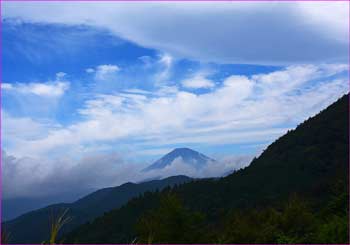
65 94 349 244
3 175 191 243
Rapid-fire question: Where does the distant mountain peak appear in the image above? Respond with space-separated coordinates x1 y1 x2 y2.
143 147 215 172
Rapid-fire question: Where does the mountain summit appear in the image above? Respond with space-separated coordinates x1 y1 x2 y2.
143 148 215 172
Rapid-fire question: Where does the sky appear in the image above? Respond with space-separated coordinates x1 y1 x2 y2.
1 2 349 201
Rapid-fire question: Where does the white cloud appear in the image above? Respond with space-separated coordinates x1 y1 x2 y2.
55 72 66 79
25 82 69 97
99 64 119 71
138 55 153 67
2 2 348 64
2 83 13 90
2 81 69 97
2 71 69 98
86 64 120 81
86 68 95 73
154 53 173 84
182 73 215 89
123 88 152 95
159 53 172 68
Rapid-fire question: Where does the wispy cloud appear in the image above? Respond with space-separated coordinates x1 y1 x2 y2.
96 64 120 81
182 72 215 89
154 53 173 84
2 81 69 97
85 64 121 81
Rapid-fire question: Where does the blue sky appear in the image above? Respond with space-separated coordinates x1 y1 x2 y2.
2 2 349 199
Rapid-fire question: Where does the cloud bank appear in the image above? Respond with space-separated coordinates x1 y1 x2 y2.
4 64 347 158
2 150 252 199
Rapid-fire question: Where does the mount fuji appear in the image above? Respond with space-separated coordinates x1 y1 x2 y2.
143 147 215 172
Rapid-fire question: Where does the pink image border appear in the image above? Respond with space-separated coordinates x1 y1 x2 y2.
0 0 349 244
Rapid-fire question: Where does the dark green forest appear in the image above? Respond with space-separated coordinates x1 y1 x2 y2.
63 94 349 244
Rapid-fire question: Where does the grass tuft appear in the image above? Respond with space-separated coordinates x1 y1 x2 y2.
43 208 72 244
1 230 11 244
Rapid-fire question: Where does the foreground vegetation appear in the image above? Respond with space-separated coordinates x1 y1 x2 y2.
135 184 348 244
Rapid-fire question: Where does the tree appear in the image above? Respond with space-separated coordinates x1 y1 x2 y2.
136 193 205 243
